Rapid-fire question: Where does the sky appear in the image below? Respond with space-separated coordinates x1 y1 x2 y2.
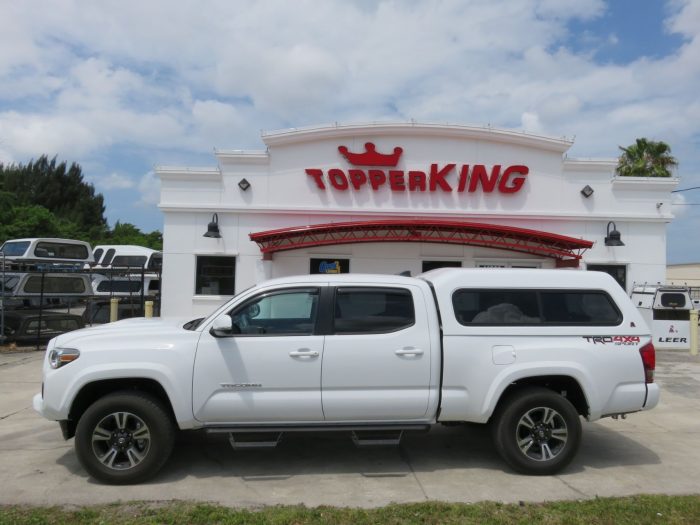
0 0 699 263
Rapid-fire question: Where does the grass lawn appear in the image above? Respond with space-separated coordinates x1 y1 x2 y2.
2 495 700 524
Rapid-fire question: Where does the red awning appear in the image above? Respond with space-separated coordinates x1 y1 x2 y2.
249 219 593 265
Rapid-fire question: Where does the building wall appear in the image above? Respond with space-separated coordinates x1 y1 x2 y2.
158 123 677 318
667 263 700 288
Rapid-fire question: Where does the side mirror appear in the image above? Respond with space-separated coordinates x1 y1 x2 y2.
209 315 233 338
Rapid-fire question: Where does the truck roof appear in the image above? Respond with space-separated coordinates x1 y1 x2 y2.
420 267 621 290
254 273 420 287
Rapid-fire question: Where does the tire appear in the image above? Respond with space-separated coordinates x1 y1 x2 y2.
74 391 175 484
492 387 582 475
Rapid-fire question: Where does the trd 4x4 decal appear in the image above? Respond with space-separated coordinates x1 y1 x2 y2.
583 336 641 345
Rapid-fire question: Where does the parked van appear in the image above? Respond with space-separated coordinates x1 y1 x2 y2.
630 284 694 350
0 238 93 269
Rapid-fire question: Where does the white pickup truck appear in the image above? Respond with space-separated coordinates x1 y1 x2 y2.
34 268 659 484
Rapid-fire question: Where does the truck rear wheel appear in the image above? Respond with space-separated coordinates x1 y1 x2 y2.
75 391 175 484
492 387 581 475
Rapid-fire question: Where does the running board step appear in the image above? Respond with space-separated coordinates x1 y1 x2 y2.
228 432 282 450
351 430 403 447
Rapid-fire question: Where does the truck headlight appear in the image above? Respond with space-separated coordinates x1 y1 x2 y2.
48 348 80 369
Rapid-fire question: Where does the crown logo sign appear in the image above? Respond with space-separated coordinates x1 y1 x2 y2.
338 142 403 167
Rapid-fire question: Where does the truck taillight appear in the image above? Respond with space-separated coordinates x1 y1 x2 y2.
639 342 656 384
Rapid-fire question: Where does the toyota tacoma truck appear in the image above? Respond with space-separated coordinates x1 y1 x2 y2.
33 268 659 484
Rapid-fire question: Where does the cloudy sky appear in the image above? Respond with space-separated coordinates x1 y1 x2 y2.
1 0 699 262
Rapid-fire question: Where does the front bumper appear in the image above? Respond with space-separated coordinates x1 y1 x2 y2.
33 392 61 420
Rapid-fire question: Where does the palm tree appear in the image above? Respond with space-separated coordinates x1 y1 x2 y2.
616 138 678 177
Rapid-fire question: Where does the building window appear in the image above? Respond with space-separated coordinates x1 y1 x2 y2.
196 256 235 295
587 264 627 290
422 260 462 272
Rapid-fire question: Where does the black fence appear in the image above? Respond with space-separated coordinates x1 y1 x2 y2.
1 266 161 349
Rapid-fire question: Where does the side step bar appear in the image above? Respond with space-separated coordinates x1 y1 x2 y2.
351 430 403 447
228 432 283 450
206 424 430 434
205 424 430 450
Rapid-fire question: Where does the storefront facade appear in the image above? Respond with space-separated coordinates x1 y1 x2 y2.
157 123 678 317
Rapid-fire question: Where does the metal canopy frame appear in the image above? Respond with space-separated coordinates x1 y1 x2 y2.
249 220 593 266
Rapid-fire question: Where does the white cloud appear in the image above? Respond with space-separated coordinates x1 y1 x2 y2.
95 172 136 190
0 0 698 258
138 170 160 207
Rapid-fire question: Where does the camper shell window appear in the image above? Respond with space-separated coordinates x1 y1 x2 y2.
34 242 88 260
452 289 622 326
111 255 148 268
0 241 30 257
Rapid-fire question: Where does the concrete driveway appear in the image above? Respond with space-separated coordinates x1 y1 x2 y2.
1 348 698 508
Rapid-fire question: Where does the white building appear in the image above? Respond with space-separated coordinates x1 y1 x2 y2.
157 123 678 317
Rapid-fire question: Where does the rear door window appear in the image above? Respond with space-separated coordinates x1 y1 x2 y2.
334 287 415 334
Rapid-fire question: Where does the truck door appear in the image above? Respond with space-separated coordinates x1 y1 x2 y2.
321 285 432 421
192 287 324 423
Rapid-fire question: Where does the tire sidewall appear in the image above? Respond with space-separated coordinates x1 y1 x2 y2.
75 392 174 484
494 388 582 475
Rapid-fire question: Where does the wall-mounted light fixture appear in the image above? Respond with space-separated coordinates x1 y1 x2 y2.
238 178 251 191
604 221 624 246
580 185 594 198
203 213 222 238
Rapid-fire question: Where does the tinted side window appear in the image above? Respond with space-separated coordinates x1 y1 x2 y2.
92 248 104 264
101 249 116 266
334 288 415 334
96 281 142 293
540 291 621 325
112 255 148 267
659 293 686 308
24 276 87 294
453 290 540 325
229 288 319 335
34 242 88 260
452 289 622 326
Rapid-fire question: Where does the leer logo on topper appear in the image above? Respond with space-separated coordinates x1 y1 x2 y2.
338 143 403 167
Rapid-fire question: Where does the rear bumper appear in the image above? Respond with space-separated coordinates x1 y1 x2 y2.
643 383 660 410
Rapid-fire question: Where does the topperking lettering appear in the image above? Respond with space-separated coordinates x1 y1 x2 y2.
305 142 529 194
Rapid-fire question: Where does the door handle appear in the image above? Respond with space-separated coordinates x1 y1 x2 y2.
394 347 424 356
289 349 319 358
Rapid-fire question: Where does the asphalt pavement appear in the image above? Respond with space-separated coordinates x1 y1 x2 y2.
0 348 699 508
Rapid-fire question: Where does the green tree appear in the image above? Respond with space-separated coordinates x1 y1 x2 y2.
96 221 163 250
616 138 678 178
0 155 108 236
0 157 163 250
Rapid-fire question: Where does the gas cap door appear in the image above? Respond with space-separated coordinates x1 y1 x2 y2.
492 345 516 365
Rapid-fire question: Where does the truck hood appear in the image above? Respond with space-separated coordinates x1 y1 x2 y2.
52 317 197 348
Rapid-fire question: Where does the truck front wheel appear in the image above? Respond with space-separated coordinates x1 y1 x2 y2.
74 391 175 484
493 387 581 475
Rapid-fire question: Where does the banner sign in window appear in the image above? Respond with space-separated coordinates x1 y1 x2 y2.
310 258 350 274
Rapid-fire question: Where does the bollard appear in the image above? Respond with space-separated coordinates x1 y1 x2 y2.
690 309 699 357
145 300 154 318
109 297 119 323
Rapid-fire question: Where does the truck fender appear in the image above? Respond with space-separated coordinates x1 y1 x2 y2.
63 363 196 429
480 362 597 422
